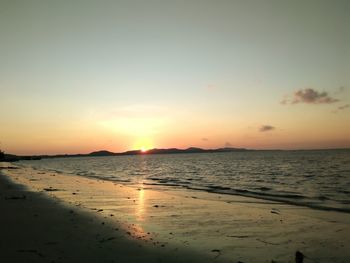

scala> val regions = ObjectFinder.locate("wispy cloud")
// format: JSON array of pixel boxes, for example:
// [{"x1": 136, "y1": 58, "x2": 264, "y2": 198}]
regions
[
  {"x1": 202, "y1": 137, "x2": 209, "y2": 141},
  {"x1": 332, "y1": 104, "x2": 350, "y2": 113},
  {"x1": 204, "y1": 84, "x2": 219, "y2": 92},
  {"x1": 335, "y1": 86, "x2": 347, "y2": 95},
  {"x1": 338, "y1": 104, "x2": 350, "y2": 110},
  {"x1": 259, "y1": 125, "x2": 275, "y2": 132},
  {"x1": 281, "y1": 88, "x2": 339, "y2": 105}
]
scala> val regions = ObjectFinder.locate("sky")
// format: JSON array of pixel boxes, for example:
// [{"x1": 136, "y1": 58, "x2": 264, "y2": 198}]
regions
[{"x1": 0, "y1": 0, "x2": 349, "y2": 155}]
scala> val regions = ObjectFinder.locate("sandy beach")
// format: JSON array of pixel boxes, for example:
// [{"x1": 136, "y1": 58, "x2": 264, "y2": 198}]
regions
[
  {"x1": 1, "y1": 163, "x2": 349, "y2": 263},
  {"x1": 1, "y1": 0, "x2": 349, "y2": 261}
]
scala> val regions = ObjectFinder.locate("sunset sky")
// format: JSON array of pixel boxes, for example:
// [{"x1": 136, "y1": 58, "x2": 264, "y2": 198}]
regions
[{"x1": 1, "y1": 0, "x2": 349, "y2": 155}]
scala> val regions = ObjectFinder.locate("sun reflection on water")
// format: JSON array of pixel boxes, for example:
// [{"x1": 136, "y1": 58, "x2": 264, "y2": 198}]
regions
[
  {"x1": 130, "y1": 186, "x2": 153, "y2": 240},
  {"x1": 136, "y1": 187, "x2": 145, "y2": 221}
]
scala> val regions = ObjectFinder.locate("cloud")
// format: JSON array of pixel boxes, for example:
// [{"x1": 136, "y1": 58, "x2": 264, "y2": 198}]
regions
[
  {"x1": 332, "y1": 104, "x2": 350, "y2": 113},
  {"x1": 204, "y1": 84, "x2": 219, "y2": 92},
  {"x1": 280, "y1": 98, "x2": 289, "y2": 105},
  {"x1": 335, "y1": 86, "x2": 347, "y2": 94},
  {"x1": 202, "y1": 137, "x2": 209, "y2": 141},
  {"x1": 259, "y1": 125, "x2": 275, "y2": 132},
  {"x1": 338, "y1": 104, "x2": 350, "y2": 110},
  {"x1": 282, "y1": 88, "x2": 339, "y2": 104}
]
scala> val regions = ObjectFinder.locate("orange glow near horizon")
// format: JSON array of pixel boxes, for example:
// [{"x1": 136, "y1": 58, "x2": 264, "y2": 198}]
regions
[{"x1": 1, "y1": 103, "x2": 350, "y2": 155}]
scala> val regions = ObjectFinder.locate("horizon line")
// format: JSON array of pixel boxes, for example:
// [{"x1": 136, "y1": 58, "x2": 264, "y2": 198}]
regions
[{"x1": 6, "y1": 146, "x2": 350, "y2": 157}]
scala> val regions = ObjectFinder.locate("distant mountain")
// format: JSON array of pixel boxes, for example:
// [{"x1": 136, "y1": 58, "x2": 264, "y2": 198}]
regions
[
  {"x1": 89, "y1": 150, "x2": 116, "y2": 156},
  {"x1": 0, "y1": 147, "x2": 250, "y2": 162},
  {"x1": 118, "y1": 147, "x2": 247, "y2": 156},
  {"x1": 50, "y1": 147, "x2": 249, "y2": 158}
]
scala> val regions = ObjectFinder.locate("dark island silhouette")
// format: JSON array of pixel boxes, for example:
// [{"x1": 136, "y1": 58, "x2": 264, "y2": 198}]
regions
[
  {"x1": 42, "y1": 147, "x2": 248, "y2": 159},
  {"x1": 1, "y1": 147, "x2": 348, "y2": 162},
  {"x1": 92, "y1": 147, "x2": 247, "y2": 156},
  {"x1": 1, "y1": 147, "x2": 248, "y2": 161}
]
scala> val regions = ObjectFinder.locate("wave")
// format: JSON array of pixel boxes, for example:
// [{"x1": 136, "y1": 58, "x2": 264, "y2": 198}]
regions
[
  {"x1": 20, "y1": 150, "x2": 350, "y2": 214},
  {"x1": 43, "y1": 167, "x2": 350, "y2": 213},
  {"x1": 142, "y1": 181, "x2": 350, "y2": 213}
]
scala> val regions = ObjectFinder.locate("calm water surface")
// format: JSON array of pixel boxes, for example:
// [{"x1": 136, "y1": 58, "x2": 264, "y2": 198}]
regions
[{"x1": 20, "y1": 150, "x2": 350, "y2": 212}]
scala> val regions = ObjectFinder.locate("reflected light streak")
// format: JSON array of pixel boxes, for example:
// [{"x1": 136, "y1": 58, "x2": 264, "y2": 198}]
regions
[
  {"x1": 136, "y1": 187, "x2": 145, "y2": 221},
  {"x1": 129, "y1": 186, "x2": 153, "y2": 240}
]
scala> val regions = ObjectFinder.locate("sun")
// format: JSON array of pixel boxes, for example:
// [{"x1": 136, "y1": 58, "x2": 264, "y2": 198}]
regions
[
  {"x1": 140, "y1": 147, "x2": 148, "y2": 153},
  {"x1": 133, "y1": 138, "x2": 153, "y2": 152}
]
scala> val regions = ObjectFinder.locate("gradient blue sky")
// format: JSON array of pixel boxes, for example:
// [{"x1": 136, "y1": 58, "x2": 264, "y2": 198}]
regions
[{"x1": 0, "y1": 0, "x2": 349, "y2": 154}]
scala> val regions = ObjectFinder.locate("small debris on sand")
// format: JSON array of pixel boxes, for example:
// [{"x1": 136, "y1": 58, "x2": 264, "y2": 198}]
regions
[
  {"x1": 295, "y1": 251, "x2": 304, "y2": 263},
  {"x1": 271, "y1": 208, "x2": 280, "y2": 215},
  {"x1": 43, "y1": 188, "x2": 59, "y2": 192}
]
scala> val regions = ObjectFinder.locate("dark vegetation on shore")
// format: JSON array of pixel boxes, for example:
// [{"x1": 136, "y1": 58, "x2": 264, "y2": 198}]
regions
[{"x1": 0, "y1": 149, "x2": 41, "y2": 162}]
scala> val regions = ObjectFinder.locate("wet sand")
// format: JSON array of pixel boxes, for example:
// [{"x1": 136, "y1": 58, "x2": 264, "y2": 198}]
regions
[{"x1": 1, "y1": 163, "x2": 349, "y2": 262}]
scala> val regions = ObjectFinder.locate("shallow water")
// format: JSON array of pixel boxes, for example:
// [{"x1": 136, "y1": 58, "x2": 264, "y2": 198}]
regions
[{"x1": 20, "y1": 149, "x2": 350, "y2": 212}]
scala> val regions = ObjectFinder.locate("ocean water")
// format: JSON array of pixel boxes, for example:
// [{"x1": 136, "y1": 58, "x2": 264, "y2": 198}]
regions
[{"x1": 20, "y1": 150, "x2": 350, "y2": 212}]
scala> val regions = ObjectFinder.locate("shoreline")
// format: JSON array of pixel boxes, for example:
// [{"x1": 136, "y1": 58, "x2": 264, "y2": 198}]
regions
[
  {"x1": 0, "y1": 165, "x2": 225, "y2": 263},
  {"x1": 1, "y1": 163, "x2": 350, "y2": 262},
  {"x1": 17, "y1": 149, "x2": 350, "y2": 215},
  {"x1": 141, "y1": 182, "x2": 350, "y2": 214}
]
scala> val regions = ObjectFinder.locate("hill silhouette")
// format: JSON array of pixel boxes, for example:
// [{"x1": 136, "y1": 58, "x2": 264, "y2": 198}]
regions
[{"x1": 1, "y1": 147, "x2": 248, "y2": 161}]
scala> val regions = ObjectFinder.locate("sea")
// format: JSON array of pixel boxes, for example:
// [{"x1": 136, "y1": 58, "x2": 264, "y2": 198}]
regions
[{"x1": 19, "y1": 149, "x2": 350, "y2": 213}]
